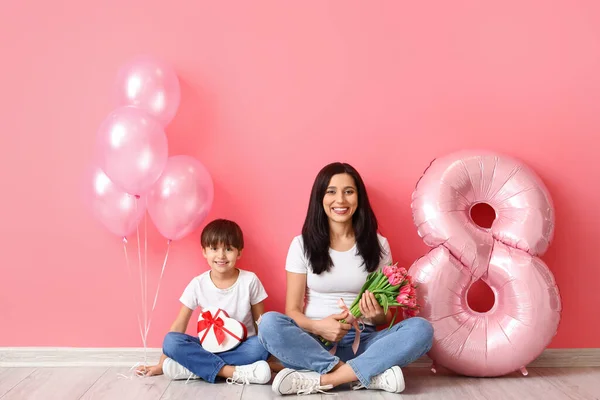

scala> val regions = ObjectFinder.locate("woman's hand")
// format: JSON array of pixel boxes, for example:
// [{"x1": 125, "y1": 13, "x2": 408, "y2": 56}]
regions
[
  {"x1": 135, "y1": 364, "x2": 163, "y2": 377},
  {"x1": 359, "y1": 290, "x2": 385, "y2": 321},
  {"x1": 315, "y1": 311, "x2": 351, "y2": 342}
]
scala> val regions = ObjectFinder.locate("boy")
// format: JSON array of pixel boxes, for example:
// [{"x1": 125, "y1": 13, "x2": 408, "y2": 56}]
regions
[{"x1": 138, "y1": 219, "x2": 271, "y2": 385}]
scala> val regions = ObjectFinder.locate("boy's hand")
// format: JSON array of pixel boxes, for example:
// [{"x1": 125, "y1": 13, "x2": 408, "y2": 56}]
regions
[{"x1": 136, "y1": 364, "x2": 163, "y2": 377}]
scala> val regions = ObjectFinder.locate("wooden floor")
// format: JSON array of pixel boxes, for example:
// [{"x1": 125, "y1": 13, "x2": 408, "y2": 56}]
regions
[{"x1": 0, "y1": 367, "x2": 598, "y2": 399}]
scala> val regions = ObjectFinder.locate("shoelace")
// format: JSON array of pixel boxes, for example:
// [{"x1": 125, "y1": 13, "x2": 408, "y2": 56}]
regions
[
  {"x1": 175, "y1": 366, "x2": 197, "y2": 384},
  {"x1": 351, "y1": 372, "x2": 390, "y2": 391},
  {"x1": 155, "y1": 359, "x2": 197, "y2": 384},
  {"x1": 226, "y1": 368, "x2": 252, "y2": 385},
  {"x1": 292, "y1": 373, "x2": 334, "y2": 395},
  {"x1": 173, "y1": 365, "x2": 197, "y2": 384}
]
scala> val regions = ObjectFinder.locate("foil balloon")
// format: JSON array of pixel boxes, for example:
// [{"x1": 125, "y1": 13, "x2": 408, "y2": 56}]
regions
[{"x1": 408, "y1": 150, "x2": 561, "y2": 377}]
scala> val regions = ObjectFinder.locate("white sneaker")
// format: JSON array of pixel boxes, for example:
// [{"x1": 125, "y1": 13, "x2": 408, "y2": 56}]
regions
[
  {"x1": 227, "y1": 360, "x2": 271, "y2": 385},
  {"x1": 352, "y1": 366, "x2": 405, "y2": 393},
  {"x1": 162, "y1": 358, "x2": 200, "y2": 380},
  {"x1": 271, "y1": 368, "x2": 333, "y2": 395}
]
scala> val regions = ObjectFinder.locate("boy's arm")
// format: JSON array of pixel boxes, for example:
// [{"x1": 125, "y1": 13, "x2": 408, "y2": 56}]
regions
[
  {"x1": 251, "y1": 301, "x2": 265, "y2": 333},
  {"x1": 170, "y1": 305, "x2": 193, "y2": 333},
  {"x1": 159, "y1": 305, "x2": 193, "y2": 364}
]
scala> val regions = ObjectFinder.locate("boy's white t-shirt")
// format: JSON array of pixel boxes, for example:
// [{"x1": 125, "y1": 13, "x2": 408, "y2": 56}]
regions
[
  {"x1": 179, "y1": 269, "x2": 268, "y2": 337},
  {"x1": 285, "y1": 234, "x2": 392, "y2": 324}
]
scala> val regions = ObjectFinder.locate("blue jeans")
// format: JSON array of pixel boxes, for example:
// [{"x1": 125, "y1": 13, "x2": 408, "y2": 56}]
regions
[
  {"x1": 162, "y1": 332, "x2": 269, "y2": 383},
  {"x1": 257, "y1": 312, "x2": 433, "y2": 387}
]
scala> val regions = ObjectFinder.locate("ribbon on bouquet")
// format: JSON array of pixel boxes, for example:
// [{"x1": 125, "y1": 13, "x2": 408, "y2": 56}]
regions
[
  {"x1": 197, "y1": 309, "x2": 242, "y2": 345},
  {"x1": 329, "y1": 298, "x2": 364, "y2": 355}
]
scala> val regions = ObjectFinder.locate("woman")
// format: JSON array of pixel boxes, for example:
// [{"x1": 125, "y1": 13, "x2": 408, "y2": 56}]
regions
[{"x1": 258, "y1": 162, "x2": 434, "y2": 395}]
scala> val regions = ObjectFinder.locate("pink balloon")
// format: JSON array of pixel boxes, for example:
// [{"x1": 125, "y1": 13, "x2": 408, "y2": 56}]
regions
[
  {"x1": 147, "y1": 156, "x2": 214, "y2": 241},
  {"x1": 96, "y1": 106, "x2": 168, "y2": 196},
  {"x1": 409, "y1": 150, "x2": 561, "y2": 377},
  {"x1": 85, "y1": 166, "x2": 146, "y2": 238},
  {"x1": 115, "y1": 55, "x2": 181, "y2": 126}
]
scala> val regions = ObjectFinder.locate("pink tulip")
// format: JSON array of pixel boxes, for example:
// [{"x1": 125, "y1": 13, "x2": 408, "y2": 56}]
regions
[
  {"x1": 400, "y1": 285, "x2": 411, "y2": 296},
  {"x1": 405, "y1": 308, "x2": 419, "y2": 318},
  {"x1": 397, "y1": 293, "x2": 410, "y2": 305},
  {"x1": 383, "y1": 265, "x2": 395, "y2": 278},
  {"x1": 388, "y1": 272, "x2": 402, "y2": 286}
]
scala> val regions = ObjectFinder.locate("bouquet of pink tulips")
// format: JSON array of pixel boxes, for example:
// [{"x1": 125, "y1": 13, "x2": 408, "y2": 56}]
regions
[
  {"x1": 321, "y1": 263, "x2": 420, "y2": 349},
  {"x1": 348, "y1": 263, "x2": 420, "y2": 325}
]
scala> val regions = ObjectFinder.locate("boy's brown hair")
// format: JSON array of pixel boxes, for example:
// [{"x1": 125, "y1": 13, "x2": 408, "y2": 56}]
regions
[{"x1": 200, "y1": 219, "x2": 244, "y2": 250}]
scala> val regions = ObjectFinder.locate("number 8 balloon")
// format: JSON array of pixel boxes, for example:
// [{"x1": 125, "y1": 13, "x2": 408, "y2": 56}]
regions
[{"x1": 408, "y1": 150, "x2": 561, "y2": 377}]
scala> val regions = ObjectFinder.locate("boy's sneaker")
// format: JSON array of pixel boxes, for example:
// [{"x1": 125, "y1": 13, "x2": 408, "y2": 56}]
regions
[
  {"x1": 271, "y1": 368, "x2": 333, "y2": 395},
  {"x1": 162, "y1": 358, "x2": 200, "y2": 380},
  {"x1": 352, "y1": 365, "x2": 405, "y2": 393},
  {"x1": 227, "y1": 360, "x2": 271, "y2": 385}
]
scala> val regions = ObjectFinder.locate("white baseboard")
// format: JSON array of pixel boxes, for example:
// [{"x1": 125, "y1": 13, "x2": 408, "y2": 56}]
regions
[
  {"x1": 0, "y1": 347, "x2": 162, "y2": 367},
  {"x1": 1, "y1": 347, "x2": 599, "y2": 368},
  {"x1": 411, "y1": 348, "x2": 600, "y2": 368}
]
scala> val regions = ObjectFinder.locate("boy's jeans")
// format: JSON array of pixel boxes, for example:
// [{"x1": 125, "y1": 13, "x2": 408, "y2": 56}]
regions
[
  {"x1": 162, "y1": 332, "x2": 269, "y2": 383},
  {"x1": 257, "y1": 311, "x2": 433, "y2": 387}
]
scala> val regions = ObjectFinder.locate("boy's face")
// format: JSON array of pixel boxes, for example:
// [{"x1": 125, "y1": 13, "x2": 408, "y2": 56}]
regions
[{"x1": 202, "y1": 243, "x2": 242, "y2": 274}]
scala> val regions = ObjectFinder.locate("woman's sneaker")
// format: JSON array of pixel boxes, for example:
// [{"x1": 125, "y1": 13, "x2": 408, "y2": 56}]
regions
[
  {"x1": 352, "y1": 365, "x2": 405, "y2": 393},
  {"x1": 227, "y1": 360, "x2": 272, "y2": 385},
  {"x1": 162, "y1": 358, "x2": 200, "y2": 380},
  {"x1": 271, "y1": 368, "x2": 333, "y2": 395}
]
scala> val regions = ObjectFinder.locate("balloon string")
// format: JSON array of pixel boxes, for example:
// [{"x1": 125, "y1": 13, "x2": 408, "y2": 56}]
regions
[
  {"x1": 135, "y1": 199, "x2": 147, "y2": 364},
  {"x1": 123, "y1": 238, "x2": 145, "y2": 351},
  {"x1": 143, "y1": 205, "x2": 148, "y2": 364},
  {"x1": 145, "y1": 240, "x2": 171, "y2": 341},
  {"x1": 116, "y1": 362, "x2": 147, "y2": 380}
]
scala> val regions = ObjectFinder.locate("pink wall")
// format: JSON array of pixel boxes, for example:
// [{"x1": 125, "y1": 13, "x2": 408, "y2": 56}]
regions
[{"x1": 1, "y1": 1, "x2": 599, "y2": 348}]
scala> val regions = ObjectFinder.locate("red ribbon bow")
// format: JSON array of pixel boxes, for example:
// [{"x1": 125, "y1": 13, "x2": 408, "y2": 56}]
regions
[{"x1": 197, "y1": 309, "x2": 242, "y2": 345}]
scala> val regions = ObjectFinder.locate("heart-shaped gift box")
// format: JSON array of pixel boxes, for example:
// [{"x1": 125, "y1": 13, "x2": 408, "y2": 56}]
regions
[{"x1": 197, "y1": 307, "x2": 247, "y2": 353}]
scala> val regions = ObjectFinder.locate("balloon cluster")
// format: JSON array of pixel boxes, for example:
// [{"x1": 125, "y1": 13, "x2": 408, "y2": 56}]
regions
[{"x1": 87, "y1": 55, "x2": 214, "y2": 242}]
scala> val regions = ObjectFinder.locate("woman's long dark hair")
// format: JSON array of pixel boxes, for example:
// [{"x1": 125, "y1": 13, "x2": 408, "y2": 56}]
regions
[{"x1": 301, "y1": 162, "x2": 383, "y2": 274}]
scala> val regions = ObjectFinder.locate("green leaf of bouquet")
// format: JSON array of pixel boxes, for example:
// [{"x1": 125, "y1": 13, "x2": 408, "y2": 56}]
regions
[{"x1": 388, "y1": 308, "x2": 398, "y2": 329}]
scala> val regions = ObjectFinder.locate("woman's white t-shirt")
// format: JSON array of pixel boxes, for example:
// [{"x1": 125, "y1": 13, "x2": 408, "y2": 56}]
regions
[
  {"x1": 179, "y1": 269, "x2": 268, "y2": 337},
  {"x1": 285, "y1": 234, "x2": 392, "y2": 323}
]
